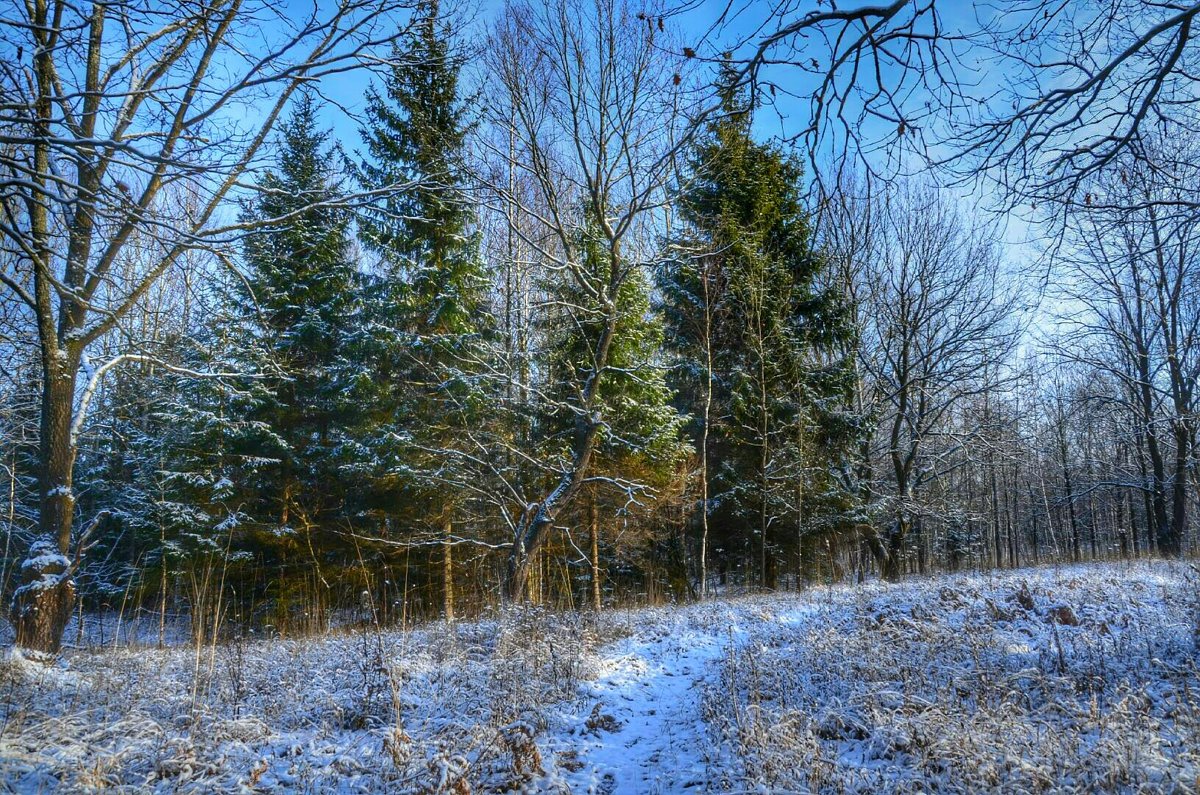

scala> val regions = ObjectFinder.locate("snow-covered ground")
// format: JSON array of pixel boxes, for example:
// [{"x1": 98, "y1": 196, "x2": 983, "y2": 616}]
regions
[{"x1": 1, "y1": 561, "x2": 1197, "y2": 793}]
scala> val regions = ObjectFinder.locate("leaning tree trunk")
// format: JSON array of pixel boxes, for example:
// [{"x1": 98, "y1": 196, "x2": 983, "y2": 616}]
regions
[
  {"x1": 504, "y1": 288, "x2": 615, "y2": 602},
  {"x1": 13, "y1": 355, "x2": 80, "y2": 654}
]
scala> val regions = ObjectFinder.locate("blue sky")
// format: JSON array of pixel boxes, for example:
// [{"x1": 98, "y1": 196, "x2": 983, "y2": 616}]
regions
[{"x1": 301, "y1": 0, "x2": 1042, "y2": 275}]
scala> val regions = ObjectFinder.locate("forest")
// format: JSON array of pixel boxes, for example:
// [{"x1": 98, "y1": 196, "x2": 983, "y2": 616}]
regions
[{"x1": 1, "y1": 0, "x2": 1198, "y2": 661}]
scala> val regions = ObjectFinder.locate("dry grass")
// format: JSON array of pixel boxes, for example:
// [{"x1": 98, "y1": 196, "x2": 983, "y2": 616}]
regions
[
  {"x1": 0, "y1": 606, "x2": 611, "y2": 793},
  {"x1": 703, "y1": 563, "x2": 1200, "y2": 794},
  {"x1": 0, "y1": 562, "x2": 1196, "y2": 793}
]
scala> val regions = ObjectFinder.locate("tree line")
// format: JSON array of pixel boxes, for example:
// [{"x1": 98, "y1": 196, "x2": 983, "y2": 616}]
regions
[{"x1": 2, "y1": 0, "x2": 1198, "y2": 654}]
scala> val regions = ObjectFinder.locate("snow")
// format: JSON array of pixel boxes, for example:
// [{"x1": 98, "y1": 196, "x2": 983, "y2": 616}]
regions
[
  {"x1": 11, "y1": 540, "x2": 72, "y2": 599},
  {"x1": 544, "y1": 605, "x2": 742, "y2": 793},
  {"x1": 19, "y1": 552, "x2": 70, "y2": 571},
  {"x1": 10, "y1": 572, "x2": 67, "y2": 597},
  {"x1": 1, "y1": 561, "x2": 1197, "y2": 793}
]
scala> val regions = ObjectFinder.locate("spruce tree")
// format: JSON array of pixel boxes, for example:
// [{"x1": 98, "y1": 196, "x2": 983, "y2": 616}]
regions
[
  {"x1": 75, "y1": 313, "x2": 282, "y2": 639},
  {"x1": 115, "y1": 95, "x2": 365, "y2": 626},
  {"x1": 121, "y1": 333, "x2": 260, "y2": 640},
  {"x1": 71, "y1": 92, "x2": 362, "y2": 633},
  {"x1": 659, "y1": 75, "x2": 854, "y2": 589},
  {"x1": 232, "y1": 91, "x2": 360, "y2": 581},
  {"x1": 353, "y1": 0, "x2": 492, "y2": 619}
]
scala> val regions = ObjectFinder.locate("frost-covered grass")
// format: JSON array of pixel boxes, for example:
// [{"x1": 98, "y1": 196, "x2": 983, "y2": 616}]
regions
[
  {"x1": 1, "y1": 561, "x2": 1198, "y2": 793},
  {"x1": 706, "y1": 563, "x2": 1200, "y2": 794},
  {"x1": 0, "y1": 605, "x2": 618, "y2": 793}
]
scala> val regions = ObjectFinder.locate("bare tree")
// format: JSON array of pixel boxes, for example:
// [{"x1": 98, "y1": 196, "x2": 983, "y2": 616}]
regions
[
  {"x1": 830, "y1": 182, "x2": 1019, "y2": 579},
  {"x1": 0, "y1": 0, "x2": 418, "y2": 653},
  {"x1": 1050, "y1": 145, "x2": 1200, "y2": 556},
  {"x1": 962, "y1": 1, "x2": 1200, "y2": 210},
  {"x1": 672, "y1": 0, "x2": 959, "y2": 194},
  {"x1": 681, "y1": 1, "x2": 1200, "y2": 218},
  {"x1": 480, "y1": 0, "x2": 689, "y2": 601}
]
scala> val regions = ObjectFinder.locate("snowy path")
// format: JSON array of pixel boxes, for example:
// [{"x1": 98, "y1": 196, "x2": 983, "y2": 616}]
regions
[{"x1": 548, "y1": 608, "x2": 743, "y2": 794}]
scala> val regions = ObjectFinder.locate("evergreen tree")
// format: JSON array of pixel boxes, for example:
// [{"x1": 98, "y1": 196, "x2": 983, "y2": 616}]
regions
[
  {"x1": 83, "y1": 97, "x2": 359, "y2": 617},
  {"x1": 225, "y1": 92, "x2": 360, "y2": 590},
  {"x1": 353, "y1": 0, "x2": 493, "y2": 618},
  {"x1": 72, "y1": 313, "x2": 283, "y2": 638},
  {"x1": 116, "y1": 332, "x2": 262, "y2": 640},
  {"x1": 112, "y1": 95, "x2": 364, "y2": 629},
  {"x1": 659, "y1": 75, "x2": 855, "y2": 589}
]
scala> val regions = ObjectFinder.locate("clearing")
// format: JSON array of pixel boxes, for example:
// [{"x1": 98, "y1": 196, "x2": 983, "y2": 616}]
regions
[{"x1": 1, "y1": 561, "x2": 1198, "y2": 793}]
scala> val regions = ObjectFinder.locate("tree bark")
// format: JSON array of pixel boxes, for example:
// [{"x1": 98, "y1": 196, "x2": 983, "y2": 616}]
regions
[
  {"x1": 13, "y1": 351, "x2": 80, "y2": 653},
  {"x1": 1056, "y1": 408, "x2": 1082, "y2": 563},
  {"x1": 877, "y1": 517, "x2": 908, "y2": 582},
  {"x1": 589, "y1": 495, "x2": 601, "y2": 611},
  {"x1": 442, "y1": 515, "x2": 454, "y2": 622},
  {"x1": 698, "y1": 273, "x2": 713, "y2": 599}
]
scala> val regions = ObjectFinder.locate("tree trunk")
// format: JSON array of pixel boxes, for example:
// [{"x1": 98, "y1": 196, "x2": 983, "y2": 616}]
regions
[
  {"x1": 589, "y1": 496, "x2": 601, "y2": 611},
  {"x1": 1029, "y1": 509, "x2": 1040, "y2": 565},
  {"x1": 1058, "y1": 418, "x2": 1082, "y2": 563},
  {"x1": 1148, "y1": 434, "x2": 1172, "y2": 555},
  {"x1": 442, "y1": 515, "x2": 454, "y2": 622},
  {"x1": 1086, "y1": 451, "x2": 1098, "y2": 560},
  {"x1": 990, "y1": 460, "x2": 1003, "y2": 569},
  {"x1": 757, "y1": 311, "x2": 770, "y2": 591},
  {"x1": 878, "y1": 517, "x2": 907, "y2": 582},
  {"x1": 698, "y1": 296, "x2": 712, "y2": 599},
  {"x1": 504, "y1": 242, "x2": 620, "y2": 602},
  {"x1": 505, "y1": 495, "x2": 558, "y2": 602},
  {"x1": 1166, "y1": 424, "x2": 1189, "y2": 557},
  {"x1": 1006, "y1": 464, "x2": 1019, "y2": 568},
  {"x1": 1134, "y1": 368, "x2": 1172, "y2": 555},
  {"x1": 1129, "y1": 488, "x2": 1140, "y2": 557},
  {"x1": 13, "y1": 358, "x2": 80, "y2": 653},
  {"x1": 914, "y1": 515, "x2": 927, "y2": 575}
]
